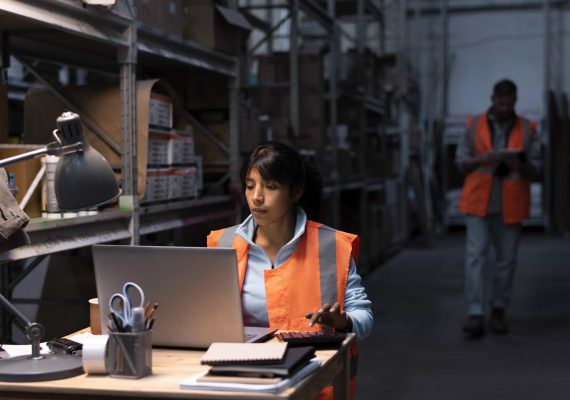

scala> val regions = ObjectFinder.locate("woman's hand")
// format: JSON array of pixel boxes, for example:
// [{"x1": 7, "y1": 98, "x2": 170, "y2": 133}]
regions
[{"x1": 305, "y1": 302, "x2": 351, "y2": 332}]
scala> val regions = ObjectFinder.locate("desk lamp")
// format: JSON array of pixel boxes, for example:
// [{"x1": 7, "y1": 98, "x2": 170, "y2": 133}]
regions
[{"x1": 0, "y1": 111, "x2": 120, "y2": 381}]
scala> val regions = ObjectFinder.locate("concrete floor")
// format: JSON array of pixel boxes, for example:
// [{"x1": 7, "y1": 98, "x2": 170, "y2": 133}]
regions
[{"x1": 356, "y1": 231, "x2": 570, "y2": 400}]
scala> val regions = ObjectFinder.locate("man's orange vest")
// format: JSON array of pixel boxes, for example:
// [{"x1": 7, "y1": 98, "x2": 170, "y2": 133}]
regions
[
  {"x1": 458, "y1": 112, "x2": 536, "y2": 224},
  {"x1": 207, "y1": 220, "x2": 360, "y2": 400}
]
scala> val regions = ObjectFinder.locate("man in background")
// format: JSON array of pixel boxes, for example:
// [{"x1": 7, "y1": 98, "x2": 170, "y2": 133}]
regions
[{"x1": 455, "y1": 79, "x2": 541, "y2": 338}]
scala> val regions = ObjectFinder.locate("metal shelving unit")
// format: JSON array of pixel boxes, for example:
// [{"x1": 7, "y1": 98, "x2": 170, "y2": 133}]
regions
[
  {"x1": 240, "y1": 0, "x2": 409, "y2": 271},
  {"x1": 0, "y1": 0, "x2": 244, "y2": 342},
  {"x1": 0, "y1": 1, "x2": 239, "y2": 258},
  {"x1": 0, "y1": 196, "x2": 235, "y2": 263}
]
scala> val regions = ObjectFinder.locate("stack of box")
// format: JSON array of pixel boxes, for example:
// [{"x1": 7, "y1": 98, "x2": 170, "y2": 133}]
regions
[
  {"x1": 143, "y1": 93, "x2": 203, "y2": 204},
  {"x1": 253, "y1": 47, "x2": 326, "y2": 150}
]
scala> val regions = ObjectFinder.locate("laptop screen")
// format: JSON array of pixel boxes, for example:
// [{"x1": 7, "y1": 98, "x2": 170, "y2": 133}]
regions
[{"x1": 92, "y1": 244, "x2": 245, "y2": 348}]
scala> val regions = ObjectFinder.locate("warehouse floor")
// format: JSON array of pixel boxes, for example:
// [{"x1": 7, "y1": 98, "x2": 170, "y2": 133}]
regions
[{"x1": 356, "y1": 231, "x2": 570, "y2": 400}]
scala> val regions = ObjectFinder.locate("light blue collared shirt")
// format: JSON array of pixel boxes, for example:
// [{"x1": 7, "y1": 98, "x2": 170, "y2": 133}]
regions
[{"x1": 236, "y1": 208, "x2": 373, "y2": 341}]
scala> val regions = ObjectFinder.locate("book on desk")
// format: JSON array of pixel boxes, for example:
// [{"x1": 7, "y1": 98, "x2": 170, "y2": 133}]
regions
[
  {"x1": 181, "y1": 359, "x2": 321, "y2": 394},
  {"x1": 208, "y1": 346, "x2": 316, "y2": 378},
  {"x1": 183, "y1": 343, "x2": 318, "y2": 393}
]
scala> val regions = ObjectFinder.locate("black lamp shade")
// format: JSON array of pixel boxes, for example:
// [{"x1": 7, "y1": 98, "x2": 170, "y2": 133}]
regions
[{"x1": 53, "y1": 112, "x2": 120, "y2": 211}]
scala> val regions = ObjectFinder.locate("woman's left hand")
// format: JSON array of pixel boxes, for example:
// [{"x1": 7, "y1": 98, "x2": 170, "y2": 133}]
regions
[{"x1": 305, "y1": 302, "x2": 351, "y2": 332}]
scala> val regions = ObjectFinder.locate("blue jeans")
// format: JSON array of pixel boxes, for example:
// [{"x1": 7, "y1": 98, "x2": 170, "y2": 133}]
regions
[{"x1": 465, "y1": 215, "x2": 521, "y2": 316}]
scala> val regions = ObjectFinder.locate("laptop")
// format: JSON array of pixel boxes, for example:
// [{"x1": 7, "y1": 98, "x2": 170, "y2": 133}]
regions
[{"x1": 92, "y1": 244, "x2": 276, "y2": 348}]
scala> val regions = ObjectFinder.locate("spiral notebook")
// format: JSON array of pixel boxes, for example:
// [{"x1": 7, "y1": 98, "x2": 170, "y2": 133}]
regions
[{"x1": 201, "y1": 342, "x2": 288, "y2": 366}]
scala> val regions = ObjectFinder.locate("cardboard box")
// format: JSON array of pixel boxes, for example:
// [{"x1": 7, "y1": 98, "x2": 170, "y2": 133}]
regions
[
  {"x1": 169, "y1": 129, "x2": 195, "y2": 165},
  {"x1": 249, "y1": 87, "x2": 325, "y2": 149},
  {"x1": 183, "y1": 2, "x2": 252, "y2": 55},
  {"x1": 148, "y1": 129, "x2": 172, "y2": 166},
  {"x1": 23, "y1": 79, "x2": 188, "y2": 198},
  {"x1": 149, "y1": 93, "x2": 173, "y2": 129},
  {"x1": 167, "y1": 169, "x2": 183, "y2": 200},
  {"x1": 257, "y1": 48, "x2": 325, "y2": 91},
  {"x1": 143, "y1": 168, "x2": 170, "y2": 203},
  {"x1": 0, "y1": 145, "x2": 43, "y2": 218},
  {"x1": 173, "y1": 166, "x2": 199, "y2": 198},
  {"x1": 187, "y1": 155, "x2": 203, "y2": 192}
]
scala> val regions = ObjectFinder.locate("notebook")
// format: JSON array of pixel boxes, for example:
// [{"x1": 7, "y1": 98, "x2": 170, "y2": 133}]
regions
[
  {"x1": 92, "y1": 244, "x2": 276, "y2": 348},
  {"x1": 180, "y1": 359, "x2": 322, "y2": 394},
  {"x1": 209, "y1": 346, "x2": 316, "y2": 378},
  {"x1": 201, "y1": 342, "x2": 287, "y2": 366}
]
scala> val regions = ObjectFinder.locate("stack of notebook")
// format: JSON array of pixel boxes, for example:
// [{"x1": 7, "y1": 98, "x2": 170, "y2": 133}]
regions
[{"x1": 181, "y1": 342, "x2": 318, "y2": 392}]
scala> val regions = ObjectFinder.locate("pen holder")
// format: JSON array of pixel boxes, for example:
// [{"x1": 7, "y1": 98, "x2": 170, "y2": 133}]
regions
[{"x1": 107, "y1": 330, "x2": 152, "y2": 379}]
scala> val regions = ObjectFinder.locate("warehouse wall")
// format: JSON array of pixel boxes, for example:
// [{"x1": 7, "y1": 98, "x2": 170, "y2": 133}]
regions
[
  {"x1": 448, "y1": 9, "x2": 543, "y2": 117},
  {"x1": 410, "y1": 6, "x2": 570, "y2": 120}
]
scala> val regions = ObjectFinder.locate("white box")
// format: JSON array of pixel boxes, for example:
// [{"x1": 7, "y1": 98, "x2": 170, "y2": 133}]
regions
[
  {"x1": 149, "y1": 93, "x2": 173, "y2": 129},
  {"x1": 173, "y1": 167, "x2": 198, "y2": 198},
  {"x1": 188, "y1": 155, "x2": 203, "y2": 192},
  {"x1": 168, "y1": 129, "x2": 194, "y2": 165},
  {"x1": 167, "y1": 169, "x2": 183, "y2": 200},
  {"x1": 143, "y1": 168, "x2": 170, "y2": 203},
  {"x1": 148, "y1": 129, "x2": 172, "y2": 166}
]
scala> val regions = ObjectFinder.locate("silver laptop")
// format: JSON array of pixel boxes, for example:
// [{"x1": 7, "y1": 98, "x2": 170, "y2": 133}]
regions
[{"x1": 92, "y1": 244, "x2": 275, "y2": 348}]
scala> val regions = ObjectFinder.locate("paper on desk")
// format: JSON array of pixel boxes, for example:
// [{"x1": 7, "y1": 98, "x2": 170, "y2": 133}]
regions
[
  {"x1": 0, "y1": 333, "x2": 95, "y2": 359},
  {"x1": 180, "y1": 359, "x2": 321, "y2": 394},
  {"x1": 0, "y1": 343, "x2": 49, "y2": 358}
]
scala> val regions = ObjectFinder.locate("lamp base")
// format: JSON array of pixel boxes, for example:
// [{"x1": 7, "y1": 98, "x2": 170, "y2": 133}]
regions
[{"x1": 0, "y1": 353, "x2": 83, "y2": 382}]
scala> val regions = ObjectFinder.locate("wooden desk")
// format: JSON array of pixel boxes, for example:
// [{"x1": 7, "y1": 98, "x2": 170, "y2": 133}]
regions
[{"x1": 0, "y1": 334, "x2": 354, "y2": 400}]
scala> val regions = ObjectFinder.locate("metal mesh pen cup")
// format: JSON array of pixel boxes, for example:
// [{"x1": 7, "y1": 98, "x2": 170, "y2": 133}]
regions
[{"x1": 107, "y1": 330, "x2": 152, "y2": 379}]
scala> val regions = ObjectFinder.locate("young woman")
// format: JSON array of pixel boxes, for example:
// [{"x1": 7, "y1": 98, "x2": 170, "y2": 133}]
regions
[{"x1": 207, "y1": 142, "x2": 373, "y2": 399}]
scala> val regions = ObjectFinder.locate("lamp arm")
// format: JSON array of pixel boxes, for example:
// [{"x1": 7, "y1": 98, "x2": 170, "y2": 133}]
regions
[
  {"x1": 0, "y1": 290, "x2": 45, "y2": 359},
  {"x1": 0, "y1": 148, "x2": 49, "y2": 168},
  {"x1": 0, "y1": 142, "x2": 84, "y2": 169}
]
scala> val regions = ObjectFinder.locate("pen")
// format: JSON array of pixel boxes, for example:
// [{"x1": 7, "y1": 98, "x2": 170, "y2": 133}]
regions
[{"x1": 146, "y1": 303, "x2": 159, "y2": 319}]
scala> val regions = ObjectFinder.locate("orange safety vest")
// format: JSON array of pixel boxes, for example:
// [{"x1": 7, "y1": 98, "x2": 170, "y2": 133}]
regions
[
  {"x1": 207, "y1": 220, "x2": 360, "y2": 400},
  {"x1": 458, "y1": 112, "x2": 536, "y2": 224}
]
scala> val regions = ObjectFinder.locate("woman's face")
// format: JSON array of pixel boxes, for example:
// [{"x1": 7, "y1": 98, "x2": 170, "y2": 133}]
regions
[{"x1": 245, "y1": 167, "x2": 300, "y2": 227}]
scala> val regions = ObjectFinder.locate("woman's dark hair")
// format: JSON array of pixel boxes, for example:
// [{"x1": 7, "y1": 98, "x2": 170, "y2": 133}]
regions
[{"x1": 241, "y1": 142, "x2": 322, "y2": 220}]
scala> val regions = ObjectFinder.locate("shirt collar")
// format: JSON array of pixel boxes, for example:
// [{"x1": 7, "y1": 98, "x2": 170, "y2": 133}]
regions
[{"x1": 236, "y1": 207, "x2": 307, "y2": 248}]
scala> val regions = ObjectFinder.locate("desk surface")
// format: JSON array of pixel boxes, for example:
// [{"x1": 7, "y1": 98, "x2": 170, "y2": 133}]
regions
[{"x1": 0, "y1": 334, "x2": 354, "y2": 400}]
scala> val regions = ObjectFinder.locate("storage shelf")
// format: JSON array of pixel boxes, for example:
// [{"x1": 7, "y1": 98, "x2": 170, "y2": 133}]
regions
[
  {"x1": 139, "y1": 196, "x2": 236, "y2": 235},
  {"x1": 0, "y1": 0, "x2": 131, "y2": 48},
  {"x1": 0, "y1": 210, "x2": 131, "y2": 263},
  {"x1": 0, "y1": 1, "x2": 237, "y2": 77},
  {"x1": 330, "y1": 90, "x2": 387, "y2": 116},
  {"x1": 137, "y1": 24, "x2": 236, "y2": 77},
  {"x1": 0, "y1": 196, "x2": 236, "y2": 263}
]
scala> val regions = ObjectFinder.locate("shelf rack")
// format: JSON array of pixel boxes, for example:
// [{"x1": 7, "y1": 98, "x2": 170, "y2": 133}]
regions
[
  {"x1": 0, "y1": 0, "x2": 241, "y2": 263},
  {"x1": 240, "y1": 0, "x2": 408, "y2": 271}
]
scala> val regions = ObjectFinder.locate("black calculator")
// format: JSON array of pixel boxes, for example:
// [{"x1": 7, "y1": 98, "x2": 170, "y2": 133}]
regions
[{"x1": 276, "y1": 331, "x2": 347, "y2": 347}]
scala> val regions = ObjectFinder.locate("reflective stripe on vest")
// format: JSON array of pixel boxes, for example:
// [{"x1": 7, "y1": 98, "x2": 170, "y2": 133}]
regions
[
  {"x1": 318, "y1": 227, "x2": 338, "y2": 306},
  {"x1": 458, "y1": 113, "x2": 533, "y2": 223},
  {"x1": 217, "y1": 225, "x2": 239, "y2": 247}
]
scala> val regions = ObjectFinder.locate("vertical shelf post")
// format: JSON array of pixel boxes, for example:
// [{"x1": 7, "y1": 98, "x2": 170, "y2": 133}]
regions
[
  {"x1": 327, "y1": 0, "x2": 340, "y2": 229},
  {"x1": 289, "y1": 0, "x2": 300, "y2": 139},
  {"x1": 118, "y1": 0, "x2": 139, "y2": 245}
]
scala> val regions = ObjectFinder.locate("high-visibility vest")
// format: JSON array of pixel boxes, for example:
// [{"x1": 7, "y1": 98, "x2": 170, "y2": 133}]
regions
[
  {"x1": 458, "y1": 112, "x2": 536, "y2": 224},
  {"x1": 207, "y1": 220, "x2": 360, "y2": 400}
]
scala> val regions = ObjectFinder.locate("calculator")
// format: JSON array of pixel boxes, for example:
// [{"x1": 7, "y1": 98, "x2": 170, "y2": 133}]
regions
[{"x1": 275, "y1": 331, "x2": 347, "y2": 347}]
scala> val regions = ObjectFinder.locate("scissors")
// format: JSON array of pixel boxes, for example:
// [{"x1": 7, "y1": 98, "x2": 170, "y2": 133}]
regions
[{"x1": 109, "y1": 282, "x2": 145, "y2": 330}]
